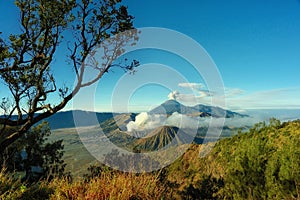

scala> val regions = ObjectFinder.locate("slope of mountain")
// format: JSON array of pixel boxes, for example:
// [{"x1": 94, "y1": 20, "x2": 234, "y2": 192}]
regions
[
  {"x1": 4, "y1": 111, "x2": 135, "y2": 130},
  {"x1": 3, "y1": 100, "x2": 247, "y2": 131},
  {"x1": 100, "y1": 113, "x2": 136, "y2": 133},
  {"x1": 99, "y1": 113, "x2": 138, "y2": 149},
  {"x1": 165, "y1": 119, "x2": 300, "y2": 199},
  {"x1": 150, "y1": 99, "x2": 248, "y2": 118},
  {"x1": 149, "y1": 100, "x2": 197, "y2": 115},
  {"x1": 191, "y1": 104, "x2": 232, "y2": 118},
  {"x1": 43, "y1": 111, "x2": 120, "y2": 130},
  {"x1": 133, "y1": 126, "x2": 194, "y2": 152}
]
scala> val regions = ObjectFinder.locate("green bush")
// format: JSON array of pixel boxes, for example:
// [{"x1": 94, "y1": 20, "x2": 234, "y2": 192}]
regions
[{"x1": 1, "y1": 122, "x2": 66, "y2": 183}]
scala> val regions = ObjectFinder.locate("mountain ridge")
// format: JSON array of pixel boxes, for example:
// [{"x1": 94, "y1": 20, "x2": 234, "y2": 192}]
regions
[
  {"x1": 150, "y1": 99, "x2": 248, "y2": 118},
  {"x1": 1, "y1": 100, "x2": 247, "y2": 131}
]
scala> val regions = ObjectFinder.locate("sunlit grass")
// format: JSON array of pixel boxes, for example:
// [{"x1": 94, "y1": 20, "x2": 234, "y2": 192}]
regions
[{"x1": 0, "y1": 168, "x2": 168, "y2": 200}]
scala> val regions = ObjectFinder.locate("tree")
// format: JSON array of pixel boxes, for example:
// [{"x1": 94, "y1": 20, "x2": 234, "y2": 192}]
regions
[
  {"x1": 0, "y1": 0, "x2": 138, "y2": 153},
  {"x1": 1, "y1": 122, "x2": 66, "y2": 182}
]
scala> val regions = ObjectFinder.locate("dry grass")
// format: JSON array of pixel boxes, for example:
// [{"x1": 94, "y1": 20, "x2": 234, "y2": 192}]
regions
[
  {"x1": 0, "y1": 169, "x2": 169, "y2": 200},
  {"x1": 0, "y1": 168, "x2": 24, "y2": 199},
  {"x1": 50, "y1": 172, "x2": 167, "y2": 200}
]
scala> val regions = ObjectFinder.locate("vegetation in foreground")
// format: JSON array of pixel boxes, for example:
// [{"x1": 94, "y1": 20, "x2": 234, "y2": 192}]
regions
[
  {"x1": 1, "y1": 119, "x2": 300, "y2": 199},
  {"x1": 166, "y1": 119, "x2": 300, "y2": 199},
  {"x1": 0, "y1": 168, "x2": 167, "y2": 200}
]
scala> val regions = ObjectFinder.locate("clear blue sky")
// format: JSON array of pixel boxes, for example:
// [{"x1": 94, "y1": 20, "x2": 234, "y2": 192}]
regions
[{"x1": 1, "y1": 0, "x2": 300, "y2": 112}]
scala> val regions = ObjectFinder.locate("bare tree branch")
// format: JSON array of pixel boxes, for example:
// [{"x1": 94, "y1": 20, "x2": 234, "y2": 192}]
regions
[{"x1": 0, "y1": 0, "x2": 139, "y2": 153}]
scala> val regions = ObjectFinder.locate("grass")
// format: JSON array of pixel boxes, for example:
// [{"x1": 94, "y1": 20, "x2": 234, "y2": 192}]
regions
[
  {"x1": 0, "y1": 168, "x2": 169, "y2": 200},
  {"x1": 50, "y1": 172, "x2": 167, "y2": 200}
]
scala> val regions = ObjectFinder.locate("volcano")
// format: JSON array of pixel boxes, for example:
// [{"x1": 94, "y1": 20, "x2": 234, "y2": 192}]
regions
[{"x1": 149, "y1": 100, "x2": 248, "y2": 118}]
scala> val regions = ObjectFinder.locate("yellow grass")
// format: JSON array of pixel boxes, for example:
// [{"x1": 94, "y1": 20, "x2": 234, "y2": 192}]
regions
[{"x1": 0, "y1": 168, "x2": 169, "y2": 200}]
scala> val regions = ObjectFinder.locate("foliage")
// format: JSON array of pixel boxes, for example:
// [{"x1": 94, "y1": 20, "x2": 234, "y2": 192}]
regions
[
  {"x1": 0, "y1": 168, "x2": 24, "y2": 199},
  {"x1": 102, "y1": 148, "x2": 161, "y2": 172},
  {"x1": 204, "y1": 119, "x2": 300, "y2": 199},
  {"x1": 83, "y1": 163, "x2": 114, "y2": 182},
  {"x1": 0, "y1": 0, "x2": 138, "y2": 153},
  {"x1": 1, "y1": 122, "x2": 66, "y2": 183},
  {"x1": 0, "y1": 167, "x2": 168, "y2": 200},
  {"x1": 52, "y1": 172, "x2": 167, "y2": 200},
  {"x1": 164, "y1": 119, "x2": 300, "y2": 199},
  {"x1": 2, "y1": 119, "x2": 300, "y2": 199}
]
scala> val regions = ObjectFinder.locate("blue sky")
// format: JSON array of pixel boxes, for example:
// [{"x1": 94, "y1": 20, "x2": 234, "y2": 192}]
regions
[
  {"x1": 1, "y1": 0, "x2": 300, "y2": 112},
  {"x1": 125, "y1": 0, "x2": 300, "y2": 88}
]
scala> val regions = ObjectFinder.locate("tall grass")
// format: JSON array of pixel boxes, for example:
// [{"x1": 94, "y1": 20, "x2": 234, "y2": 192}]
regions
[
  {"x1": 50, "y1": 172, "x2": 167, "y2": 200},
  {"x1": 0, "y1": 168, "x2": 169, "y2": 200}
]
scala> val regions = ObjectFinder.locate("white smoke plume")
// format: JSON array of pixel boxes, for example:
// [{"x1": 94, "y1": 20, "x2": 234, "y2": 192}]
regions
[
  {"x1": 126, "y1": 112, "x2": 264, "y2": 133},
  {"x1": 126, "y1": 112, "x2": 167, "y2": 132},
  {"x1": 127, "y1": 112, "x2": 204, "y2": 132},
  {"x1": 168, "y1": 91, "x2": 179, "y2": 100}
]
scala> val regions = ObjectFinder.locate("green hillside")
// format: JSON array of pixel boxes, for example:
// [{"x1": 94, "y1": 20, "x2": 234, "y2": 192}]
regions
[{"x1": 165, "y1": 119, "x2": 300, "y2": 199}]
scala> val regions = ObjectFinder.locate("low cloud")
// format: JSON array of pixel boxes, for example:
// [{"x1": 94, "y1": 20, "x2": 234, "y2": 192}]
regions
[
  {"x1": 127, "y1": 112, "x2": 201, "y2": 132},
  {"x1": 225, "y1": 87, "x2": 300, "y2": 109},
  {"x1": 165, "y1": 112, "x2": 199, "y2": 129},
  {"x1": 178, "y1": 83, "x2": 204, "y2": 90},
  {"x1": 167, "y1": 83, "x2": 300, "y2": 110},
  {"x1": 127, "y1": 112, "x2": 167, "y2": 132},
  {"x1": 126, "y1": 111, "x2": 261, "y2": 133},
  {"x1": 224, "y1": 88, "x2": 244, "y2": 98},
  {"x1": 167, "y1": 91, "x2": 211, "y2": 103}
]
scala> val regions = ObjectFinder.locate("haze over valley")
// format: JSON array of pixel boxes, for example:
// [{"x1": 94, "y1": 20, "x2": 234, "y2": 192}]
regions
[{"x1": 47, "y1": 99, "x2": 300, "y2": 176}]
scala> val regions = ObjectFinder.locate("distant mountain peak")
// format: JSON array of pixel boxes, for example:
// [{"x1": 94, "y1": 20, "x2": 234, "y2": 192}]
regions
[
  {"x1": 134, "y1": 125, "x2": 193, "y2": 151},
  {"x1": 148, "y1": 125, "x2": 179, "y2": 137},
  {"x1": 163, "y1": 99, "x2": 181, "y2": 105},
  {"x1": 150, "y1": 100, "x2": 248, "y2": 118}
]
